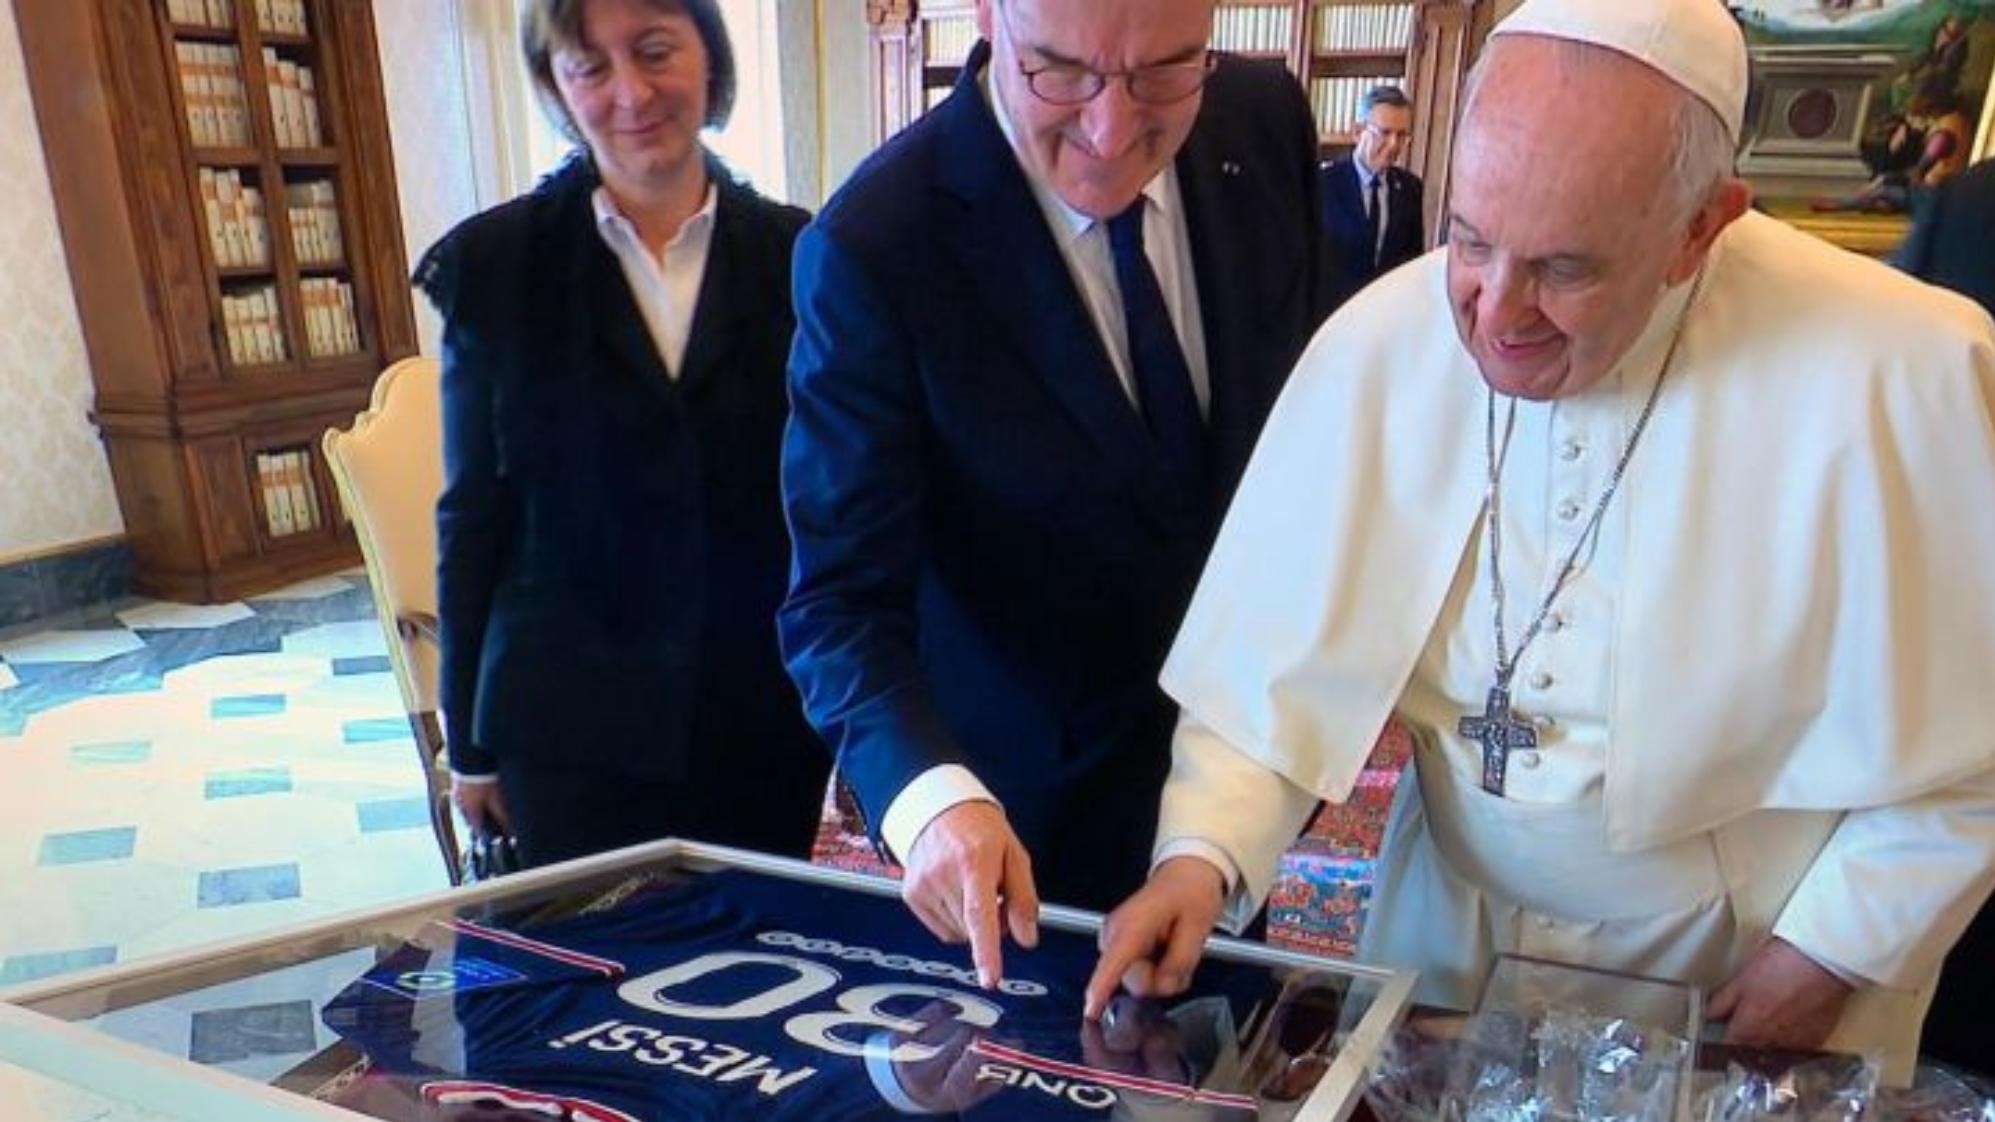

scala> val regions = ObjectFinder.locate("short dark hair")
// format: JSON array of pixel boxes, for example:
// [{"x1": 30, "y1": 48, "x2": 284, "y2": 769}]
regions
[
  {"x1": 520, "y1": 0, "x2": 737, "y2": 138},
  {"x1": 1362, "y1": 85, "x2": 1411, "y2": 115}
]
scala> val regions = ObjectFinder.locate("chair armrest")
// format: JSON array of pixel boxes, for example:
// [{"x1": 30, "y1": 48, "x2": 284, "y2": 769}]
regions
[{"x1": 396, "y1": 611, "x2": 440, "y2": 647}]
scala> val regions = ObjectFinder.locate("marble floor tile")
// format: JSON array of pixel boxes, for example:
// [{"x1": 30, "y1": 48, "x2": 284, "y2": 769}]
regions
[
  {"x1": 161, "y1": 652, "x2": 326, "y2": 697},
  {"x1": 186, "y1": 999, "x2": 317, "y2": 1064},
  {"x1": 68, "y1": 740, "x2": 152, "y2": 766},
  {"x1": 0, "y1": 629, "x2": 145, "y2": 666},
  {"x1": 202, "y1": 767, "x2": 292, "y2": 799},
  {"x1": 341, "y1": 716, "x2": 411, "y2": 744},
  {"x1": 355, "y1": 795, "x2": 430, "y2": 834},
  {"x1": 0, "y1": 576, "x2": 447, "y2": 1003},
  {"x1": 116, "y1": 898, "x2": 340, "y2": 965},
  {"x1": 113, "y1": 601, "x2": 256, "y2": 632},
  {"x1": 331, "y1": 654, "x2": 392, "y2": 677},
  {"x1": 251, "y1": 574, "x2": 355, "y2": 601},
  {"x1": 36, "y1": 827, "x2": 138, "y2": 867},
  {"x1": 0, "y1": 945, "x2": 117, "y2": 985},
  {"x1": 278, "y1": 621, "x2": 388, "y2": 660},
  {"x1": 137, "y1": 796, "x2": 355, "y2": 871},
  {"x1": 296, "y1": 831, "x2": 450, "y2": 907},
  {"x1": 208, "y1": 693, "x2": 286, "y2": 719},
  {"x1": 195, "y1": 863, "x2": 302, "y2": 908},
  {"x1": 0, "y1": 863, "x2": 196, "y2": 958}
]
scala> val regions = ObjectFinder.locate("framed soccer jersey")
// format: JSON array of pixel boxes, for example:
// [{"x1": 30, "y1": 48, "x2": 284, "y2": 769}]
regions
[{"x1": 0, "y1": 841, "x2": 1415, "y2": 1121}]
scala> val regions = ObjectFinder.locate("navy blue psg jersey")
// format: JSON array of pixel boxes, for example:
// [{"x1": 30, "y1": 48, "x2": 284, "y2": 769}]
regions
[{"x1": 321, "y1": 870, "x2": 1267, "y2": 1121}]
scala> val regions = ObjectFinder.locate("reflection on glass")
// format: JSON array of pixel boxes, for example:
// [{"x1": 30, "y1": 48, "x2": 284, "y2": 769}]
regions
[{"x1": 18, "y1": 852, "x2": 1402, "y2": 1120}]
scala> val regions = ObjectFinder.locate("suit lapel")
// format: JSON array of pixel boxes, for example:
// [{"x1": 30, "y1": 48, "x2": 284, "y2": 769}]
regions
[
  {"x1": 676, "y1": 178, "x2": 746, "y2": 395},
  {"x1": 934, "y1": 48, "x2": 1184, "y2": 526},
  {"x1": 576, "y1": 224, "x2": 678, "y2": 404}
]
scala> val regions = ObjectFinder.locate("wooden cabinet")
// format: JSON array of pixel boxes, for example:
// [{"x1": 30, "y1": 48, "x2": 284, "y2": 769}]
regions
[
  {"x1": 14, "y1": 0, "x2": 416, "y2": 602},
  {"x1": 867, "y1": 0, "x2": 1489, "y2": 241}
]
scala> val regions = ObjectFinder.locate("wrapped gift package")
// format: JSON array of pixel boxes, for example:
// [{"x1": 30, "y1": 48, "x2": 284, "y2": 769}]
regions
[{"x1": 1265, "y1": 720, "x2": 1413, "y2": 959}]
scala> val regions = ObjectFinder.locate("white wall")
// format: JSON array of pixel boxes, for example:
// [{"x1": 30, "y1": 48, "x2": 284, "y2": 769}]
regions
[
  {"x1": 0, "y1": 2, "x2": 490, "y2": 561},
  {"x1": 0, "y1": 4, "x2": 125, "y2": 562}
]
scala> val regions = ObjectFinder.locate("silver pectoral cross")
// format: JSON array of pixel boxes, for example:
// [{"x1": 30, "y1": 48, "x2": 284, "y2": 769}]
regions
[{"x1": 1458, "y1": 685, "x2": 1538, "y2": 795}]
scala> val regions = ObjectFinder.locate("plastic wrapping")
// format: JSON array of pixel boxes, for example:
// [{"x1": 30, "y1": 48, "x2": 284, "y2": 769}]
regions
[
  {"x1": 1366, "y1": 1009, "x2": 1690, "y2": 1122},
  {"x1": 1693, "y1": 1051, "x2": 1874, "y2": 1122},
  {"x1": 1368, "y1": 1021, "x2": 1995, "y2": 1122}
]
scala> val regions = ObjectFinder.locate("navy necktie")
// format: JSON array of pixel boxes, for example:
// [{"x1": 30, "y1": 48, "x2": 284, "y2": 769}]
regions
[
  {"x1": 1105, "y1": 200, "x2": 1207, "y2": 491},
  {"x1": 1366, "y1": 173, "x2": 1386, "y2": 268}
]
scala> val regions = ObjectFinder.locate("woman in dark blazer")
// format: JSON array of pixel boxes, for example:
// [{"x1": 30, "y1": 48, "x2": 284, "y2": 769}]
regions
[{"x1": 420, "y1": 0, "x2": 826, "y2": 867}]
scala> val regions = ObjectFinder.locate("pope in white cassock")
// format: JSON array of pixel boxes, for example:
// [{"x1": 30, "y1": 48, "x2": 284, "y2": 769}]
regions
[{"x1": 1084, "y1": 0, "x2": 1995, "y2": 1083}]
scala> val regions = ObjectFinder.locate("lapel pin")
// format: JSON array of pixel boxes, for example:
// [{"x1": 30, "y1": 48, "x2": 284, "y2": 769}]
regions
[{"x1": 1221, "y1": 160, "x2": 1242, "y2": 176}]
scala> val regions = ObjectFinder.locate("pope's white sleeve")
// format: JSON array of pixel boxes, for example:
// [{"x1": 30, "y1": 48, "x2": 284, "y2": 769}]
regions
[
  {"x1": 1154, "y1": 712, "x2": 1321, "y2": 933},
  {"x1": 1772, "y1": 762, "x2": 1995, "y2": 990}
]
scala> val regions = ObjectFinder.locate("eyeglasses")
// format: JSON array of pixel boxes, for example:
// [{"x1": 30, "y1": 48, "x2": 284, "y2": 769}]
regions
[
  {"x1": 1017, "y1": 54, "x2": 1217, "y2": 106},
  {"x1": 996, "y1": 4, "x2": 1217, "y2": 106}
]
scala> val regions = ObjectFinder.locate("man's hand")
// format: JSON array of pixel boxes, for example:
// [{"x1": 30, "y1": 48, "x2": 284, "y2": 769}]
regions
[
  {"x1": 902, "y1": 801, "x2": 1040, "y2": 988},
  {"x1": 1085, "y1": 857, "x2": 1227, "y2": 1020},
  {"x1": 451, "y1": 776, "x2": 511, "y2": 838},
  {"x1": 1707, "y1": 937, "x2": 1854, "y2": 1050}
]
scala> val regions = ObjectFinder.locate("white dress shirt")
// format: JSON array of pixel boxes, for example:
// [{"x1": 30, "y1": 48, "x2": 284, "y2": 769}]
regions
[
  {"x1": 878, "y1": 72, "x2": 1213, "y2": 865},
  {"x1": 591, "y1": 182, "x2": 718, "y2": 378}
]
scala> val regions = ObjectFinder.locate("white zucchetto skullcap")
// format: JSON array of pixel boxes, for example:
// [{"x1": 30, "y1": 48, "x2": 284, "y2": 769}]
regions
[{"x1": 1489, "y1": 0, "x2": 1748, "y2": 141}]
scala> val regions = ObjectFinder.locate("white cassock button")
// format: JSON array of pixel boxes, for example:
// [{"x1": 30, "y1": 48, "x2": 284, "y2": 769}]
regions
[
  {"x1": 1548, "y1": 612, "x2": 1569, "y2": 632},
  {"x1": 1560, "y1": 441, "x2": 1584, "y2": 462},
  {"x1": 1530, "y1": 671, "x2": 1554, "y2": 690},
  {"x1": 1516, "y1": 750, "x2": 1541, "y2": 769},
  {"x1": 1556, "y1": 499, "x2": 1582, "y2": 522}
]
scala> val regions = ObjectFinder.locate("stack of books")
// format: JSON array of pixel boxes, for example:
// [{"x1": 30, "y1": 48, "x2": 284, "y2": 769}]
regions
[
  {"x1": 198, "y1": 169, "x2": 268, "y2": 268},
  {"x1": 300, "y1": 278, "x2": 360, "y2": 358},
  {"x1": 222, "y1": 285, "x2": 287, "y2": 365},
  {"x1": 174, "y1": 43, "x2": 251, "y2": 147},
  {"x1": 255, "y1": 449, "x2": 323, "y2": 537},
  {"x1": 261, "y1": 49, "x2": 323, "y2": 148},
  {"x1": 1210, "y1": 4, "x2": 1294, "y2": 54},
  {"x1": 286, "y1": 181, "x2": 344, "y2": 266}
]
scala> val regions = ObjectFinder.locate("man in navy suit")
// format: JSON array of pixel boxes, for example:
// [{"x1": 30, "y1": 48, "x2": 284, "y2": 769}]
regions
[
  {"x1": 1898, "y1": 156, "x2": 1995, "y2": 1075},
  {"x1": 1321, "y1": 85, "x2": 1425, "y2": 299},
  {"x1": 781, "y1": 0, "x2": 1332, "y2": 987}
]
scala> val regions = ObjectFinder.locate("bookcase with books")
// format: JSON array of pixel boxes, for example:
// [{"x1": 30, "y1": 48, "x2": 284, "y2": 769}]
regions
[
  {"x1": 14, "y1": 0, "x2": 416, "y2": 602},
  {"x1": 867, "y1": 0, "x2": 1489, "y2": 237}
]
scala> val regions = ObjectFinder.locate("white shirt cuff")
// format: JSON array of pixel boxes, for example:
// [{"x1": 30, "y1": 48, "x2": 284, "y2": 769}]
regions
[
  {"x1": 451, "y1": 770, "x2": 500, "y2": 785},
  {"x1": 879, "y1": 764, "x2": 997, "y2": 864}
]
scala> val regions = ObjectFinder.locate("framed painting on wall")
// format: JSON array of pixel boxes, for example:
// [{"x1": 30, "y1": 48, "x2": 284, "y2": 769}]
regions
[{"x1": 1730, "y1": 1, "x2": 1995, "y2": 253}]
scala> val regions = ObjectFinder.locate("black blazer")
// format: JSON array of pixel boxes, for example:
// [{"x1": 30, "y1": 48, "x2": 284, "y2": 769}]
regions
[
  {"x1": 1321, "y1": 156, "x2": 1424, "y2": 299},
  {"x1": 1898, "y1": 156, "x2": 1995, "y2": 1073},
  {"x1": 779, "y1": 46, "x2": 1334, "y2": 910},
  {"x1": 425, "y1": 155, "x2": 827, "y2": 847},
  {"x1": 1897, "y1": 159, "x2": 1995, "y2": 318}
]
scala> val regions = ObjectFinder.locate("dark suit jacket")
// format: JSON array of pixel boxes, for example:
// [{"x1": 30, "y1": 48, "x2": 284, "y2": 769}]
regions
[
  {"x1": 1898, "y1": 159, "x2": 1995, "y2": 319},
  {"x1": 424, "y1": 153, "x2": 828, "y2": 854},
  {"x1": 779, "y1": 45, "x2": 1333, "y2": 910},
  {"x1": 1321, "y1": 156, "x2": 1424, "y2": 299},
  {"x1": 1899, "y1": 156, "x2": 1995, "y2": 1075}
]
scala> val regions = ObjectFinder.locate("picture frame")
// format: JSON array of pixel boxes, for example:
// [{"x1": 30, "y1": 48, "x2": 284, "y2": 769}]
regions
[{"x1": 1730, "y1": 1, "x2": 1995, "y2": 253}]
